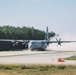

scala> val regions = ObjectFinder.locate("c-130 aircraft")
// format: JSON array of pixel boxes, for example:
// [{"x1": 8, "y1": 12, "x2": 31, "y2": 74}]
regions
[{"x1": 0, "y1": 27, "x2": 76, "y2": 51}]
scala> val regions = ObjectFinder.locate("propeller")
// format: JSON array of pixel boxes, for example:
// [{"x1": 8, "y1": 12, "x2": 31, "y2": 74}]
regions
[
  {"x1": 56, "y1": 38, "x2": 62, "y2": 46},
  {"x1": 11, "y1": 37, "x2": 19, "y2": 46},
  {"x1": 22, "y1": 40, "x2": 29, "y2": 47},
  {"x1": 12, "y1": 41, "x2": 19, "y2": 46},
  {"x1": 46, "y1": 39, "x2": 50, "y2": 46}
]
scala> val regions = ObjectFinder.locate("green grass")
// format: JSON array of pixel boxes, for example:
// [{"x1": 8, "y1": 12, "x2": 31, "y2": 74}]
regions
[
  {"x1": 0, "y1": 64, "x2": 76, "y2": 75},
  {"x1": 64, "y1": 55, "x2": 76, "y2": 60}
]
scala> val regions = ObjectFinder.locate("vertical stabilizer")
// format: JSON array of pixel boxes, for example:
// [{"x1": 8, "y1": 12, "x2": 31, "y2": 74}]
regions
[{"x1": 45, "y1": 27, "x2": 49, "y2": 41}]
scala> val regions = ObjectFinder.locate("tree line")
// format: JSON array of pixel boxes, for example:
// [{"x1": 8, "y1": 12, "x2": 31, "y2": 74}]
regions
[{"x1": 0, "y1": 26, "x2": 56, "y2": 51}]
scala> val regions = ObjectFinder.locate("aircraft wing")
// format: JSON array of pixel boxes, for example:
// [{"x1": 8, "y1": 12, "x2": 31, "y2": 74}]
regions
[
  {"x1": 0, "y1": 39, "x2": 24, "y2": 42},
  {"x1": 0, "y1": 39, "x2": 30, "y2": 46},
  {"x1": 49, "y1": 41, "x2": 76, "y2": 43},
  {"x1": 48, "y1": 40, "x2": 76, "y2": 46},
  {"x1": 48, "y1": 38, "x2": 76, "y2": 44}
]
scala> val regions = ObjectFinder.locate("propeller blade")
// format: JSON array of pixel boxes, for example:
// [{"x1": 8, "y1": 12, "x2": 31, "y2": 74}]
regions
[
  {"x1": 56, "y1": 38, "x2": 62, "y2": 46},
  {"x1": 59, "y1": 38, "x2": 61, "y2": 41}
]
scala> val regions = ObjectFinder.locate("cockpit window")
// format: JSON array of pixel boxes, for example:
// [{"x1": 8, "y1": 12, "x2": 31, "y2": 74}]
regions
[{"x1": 31, "y1": 42, "x2": 35, "y2": 44}]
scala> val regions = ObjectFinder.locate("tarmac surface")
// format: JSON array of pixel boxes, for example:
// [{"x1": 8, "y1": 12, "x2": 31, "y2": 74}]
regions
[{"x1": 0, "y1": 49, "x2": 76, "y2": 65}]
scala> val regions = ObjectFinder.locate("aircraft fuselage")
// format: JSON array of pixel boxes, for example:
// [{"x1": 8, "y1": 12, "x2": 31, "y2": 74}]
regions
[{"x1": 29, "y1": 40, "x2": 47, "y2": 51}]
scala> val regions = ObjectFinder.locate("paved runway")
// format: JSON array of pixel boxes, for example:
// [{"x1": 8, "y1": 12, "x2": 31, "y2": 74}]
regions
[{"x1": 0, "y1": 50, "x2": 76, "y2": 65}]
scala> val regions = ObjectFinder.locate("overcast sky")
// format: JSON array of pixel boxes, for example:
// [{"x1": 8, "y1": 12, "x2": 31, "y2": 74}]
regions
[{"x1": 0, "y1": 0, "x2": 76, "y2": 36}]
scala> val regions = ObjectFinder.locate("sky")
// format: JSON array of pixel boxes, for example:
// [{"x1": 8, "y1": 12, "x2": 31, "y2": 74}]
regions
[{"x1": 0, "y1": 0, "x2": 76, "y2": 36}]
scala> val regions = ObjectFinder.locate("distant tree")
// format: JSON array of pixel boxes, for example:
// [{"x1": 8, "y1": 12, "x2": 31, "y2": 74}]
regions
[{"x1": 0, "y1": 25, "x2": 56, "y2": 51}]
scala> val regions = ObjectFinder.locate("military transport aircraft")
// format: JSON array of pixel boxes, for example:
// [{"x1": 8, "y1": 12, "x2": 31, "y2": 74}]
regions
[{"x1": 0, "y1": 27, "x2": 76, "y2": 51}]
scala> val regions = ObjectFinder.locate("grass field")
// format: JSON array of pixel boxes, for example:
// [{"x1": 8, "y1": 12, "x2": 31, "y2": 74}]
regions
[
  {"x1": 0, "y1": 55, "x2": 76, "y2": 75},
  {"x1": 64, "y1": 55, "x2": 76, "y2": 60},
  {"x1": 0, "y1": 64, "x2": 76, "y2": 75}
]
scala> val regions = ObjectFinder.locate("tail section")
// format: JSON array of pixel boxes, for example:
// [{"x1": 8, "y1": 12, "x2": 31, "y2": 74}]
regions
[{"x1": 45, "y1": 26, "x2": 49, "y2": 41}]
